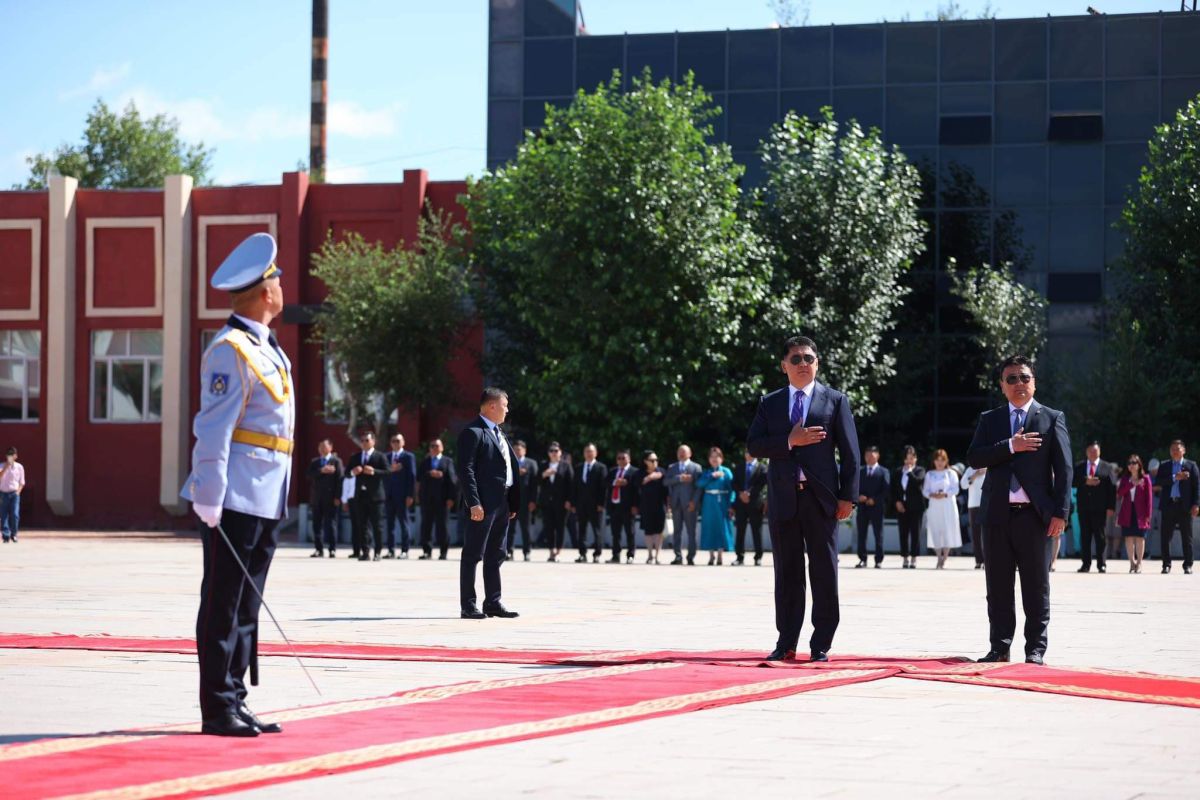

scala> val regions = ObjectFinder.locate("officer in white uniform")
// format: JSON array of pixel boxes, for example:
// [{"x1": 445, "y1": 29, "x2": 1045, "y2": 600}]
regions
[{"x1": 181, "y1": 232, "x2": 294, "y2": 737}]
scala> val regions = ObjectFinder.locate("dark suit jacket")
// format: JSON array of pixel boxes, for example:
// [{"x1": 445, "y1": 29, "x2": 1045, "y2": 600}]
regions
[
  {"x1": 1154, "y1": 458, "x2": 1200, "y2": 507},
  {"x1": 382, "y1": 448, "x2": 417, "y2": 500},
  {"x1": 306, "y1": 454, "x2": 344, "y2": 505},
  {"x1": 890, "y1": 466, "x2": 927, "y2": 517},
  {"x1": 456, "y1": 417, "x2": 520, "y2": 513},
  {"x1": 732, "y1": 460, "x2": 768, "y2": 511},
  {"x1": 537, "y1": 461, "x2": 574, "y2": 510},
  {"x1": 857, "y1": 463, "x2": 890, "y2": 516},
  {"x1": 352, "y1": 449, "x2": 390, "y2": 503},
  {"x1": 605, "y1": 465, "x2": 641, "y2": 512},
  {"x1": 416, "y1": 455, "x2": 457, "y2": 508},
  {"x1": 573, "y1": 461, "x2": 609, "y2": 514},
  {"x1": 515, "y1": 456, "x2": 539, "y2": 505},
  {"x1": 1072, "y1": 459, "x2": 1116, "y2": 517},
  {"x1": 746, "y1": 381, "x2": 860, "y2": 520},
  {"x1": 967, "y1": 401, "x2": 1072, "y2": 526}
]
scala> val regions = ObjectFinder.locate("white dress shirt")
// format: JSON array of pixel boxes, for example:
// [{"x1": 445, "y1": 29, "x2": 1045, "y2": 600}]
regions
[
  {"x1": 1007, "y1": 399, "x2": 1034, "y2": 503},
  {"x1": 787, "y1": 382, "x2": 815, "y2": 481},
  {"x1": 480, "y1": 416, "x2": 514, "y2": 488}
]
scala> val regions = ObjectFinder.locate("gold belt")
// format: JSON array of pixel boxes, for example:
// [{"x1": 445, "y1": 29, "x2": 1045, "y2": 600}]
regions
[{"x1": 232, "y1": 428, "x2": 294, "y2": 455}]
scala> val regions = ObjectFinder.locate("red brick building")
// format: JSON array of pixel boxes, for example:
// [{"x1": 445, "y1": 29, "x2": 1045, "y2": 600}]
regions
[{"x1": 0, "y1": 170, "x2": 482, "y2": 529}]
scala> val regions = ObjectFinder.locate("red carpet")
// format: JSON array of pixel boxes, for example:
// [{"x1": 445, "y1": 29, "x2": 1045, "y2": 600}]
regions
[{"x1": 1, "y1": 662, "x2": 890, "y2": 799}]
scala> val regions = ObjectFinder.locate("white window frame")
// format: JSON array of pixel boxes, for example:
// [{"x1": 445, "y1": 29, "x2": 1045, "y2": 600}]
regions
[
  {"x1": 323, "y1": 350, "x2": 349, "y2": 424},
  {"x1": 89, "y1": 330, "x2": 164, "y2": 424},
  {"x1": 0, "y1": 330, "x2": 41, "y2": 423}
]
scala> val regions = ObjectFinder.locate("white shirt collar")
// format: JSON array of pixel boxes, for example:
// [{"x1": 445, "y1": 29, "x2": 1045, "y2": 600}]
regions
[
  {"x1": 479, "y1": 414, "x2": 498, "y2": 432},
  {"x1": 1008, "y1": 398, "x2": 1034, "y2": 415},
  {"x1": 788, "y1": 382, "x2": 815, "y2": 404},
  {"x1": 233, "y1": 314, "x2": 271, "y2": 343}
]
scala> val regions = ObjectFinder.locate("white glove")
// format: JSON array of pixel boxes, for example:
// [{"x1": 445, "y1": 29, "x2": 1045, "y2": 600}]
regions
[{"x1": 194, "y1": 503, "x2": 223, "y2": 528}]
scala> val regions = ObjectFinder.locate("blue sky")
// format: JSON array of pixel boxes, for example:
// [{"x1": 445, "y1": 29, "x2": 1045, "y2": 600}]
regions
[{"x1": 0, "y1": 0, "x2": 1167, "y2": 188}]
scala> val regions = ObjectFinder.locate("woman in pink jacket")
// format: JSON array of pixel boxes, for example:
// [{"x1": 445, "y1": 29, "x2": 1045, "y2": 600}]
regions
[{"x1": 1117, "y1": 454, "x2": 1153, "y2": 573}]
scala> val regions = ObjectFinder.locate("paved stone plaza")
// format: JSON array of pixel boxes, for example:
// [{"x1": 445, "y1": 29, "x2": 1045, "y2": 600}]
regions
[{"x1": 2, "y1": 531, "x2": 1197, "y2": 798}]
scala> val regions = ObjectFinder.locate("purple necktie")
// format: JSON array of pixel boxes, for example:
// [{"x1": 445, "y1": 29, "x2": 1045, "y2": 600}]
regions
[{"x1": 791, "y1": 392, "x2": 806, "y2": 481}]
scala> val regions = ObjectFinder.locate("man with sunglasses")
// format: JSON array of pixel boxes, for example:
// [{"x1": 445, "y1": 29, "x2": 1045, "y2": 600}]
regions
[
  {"x1": 747, "y1": 336, "x2": 860, "y2": 663},
  {"x1": 967, "y1": 355, "x2": 1072, "y2": 666}
]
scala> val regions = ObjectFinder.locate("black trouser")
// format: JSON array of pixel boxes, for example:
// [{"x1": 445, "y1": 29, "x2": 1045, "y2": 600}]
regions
[
  {"x1": 983, "y1": 505, "x2": 1052, "y2": 658},
  {"x1": 735, "y1": 503, "x2": 764, "y2": 560},
  {"x1": 577, "y1": 508, "x2": 604, "y2": 556},
  {"x1": 352, "y1": 498, "x2": 383, "y2": 556},
  {"x1": 566, "y1": 509, "x2": 580, "y2": 550},
  {"x1": 460, "y1": 500, "x2": 509, "y2": 610},
  {"x1": 384, "y1": 494, "x2": 411, "y2": 553},
  {"x1": 898, "y1": 510, "x2": 923, "y2": 558},
  {"x1": 1077, "y1": 509, "x2": 1107, "y2": 569},
  {"x1": 196, "y1": 509, "x2": 279, "y2": 720},
  {"x1": 421, "y1": 503, "x2": 449, "y2": 557},
  {"x1": 1161, "y1": 501, "x2": 1195, "y2": 568},
  {"x1": 311, "y1": 498, "x2": 338, "y2": 552},
  {"x1": 967, "y1": 507, "x2": 985, "y2": 564},
  {"x1": 542, "y1": 505, "x2": 566, "y2": 550},
  {"x1": 769, "y1": 487, "x2": 839, "y2": 654},
  {"x1": 507, "y1": 506, "x2": 532, "y2": 554},
  {"x1": 609, "y1": 505, "x2": 635, "y2": 558},
  {"x1": 856, "y1": 508, "x2": 885, "y2": 563}
]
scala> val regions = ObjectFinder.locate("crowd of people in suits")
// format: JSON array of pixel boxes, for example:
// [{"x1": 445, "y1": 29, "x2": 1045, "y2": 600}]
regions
[{"x1": 304, "y1": 429, "x2": 1198, "y2": 574}]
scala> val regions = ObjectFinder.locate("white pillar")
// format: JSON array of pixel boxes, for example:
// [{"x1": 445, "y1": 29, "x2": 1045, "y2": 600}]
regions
[
  {"x1": 160, "y1": 175, "x2": 193, "y2": 515},
  {"x1": 45, "y1": 176, "x2": 78, "y2": 516}
]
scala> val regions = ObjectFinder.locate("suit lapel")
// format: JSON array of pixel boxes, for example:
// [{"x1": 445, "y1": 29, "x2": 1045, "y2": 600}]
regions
[{"x1": 807, "y1": 382, "x2": 829, "y2": 424}]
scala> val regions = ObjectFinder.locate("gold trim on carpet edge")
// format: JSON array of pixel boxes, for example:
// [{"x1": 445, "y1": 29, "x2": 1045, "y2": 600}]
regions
[{"x1": 910, "y1": 673, "x2": 1200, "y2": 707}]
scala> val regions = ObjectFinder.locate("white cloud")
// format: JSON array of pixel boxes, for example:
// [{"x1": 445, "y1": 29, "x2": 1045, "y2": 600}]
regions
[
  {"x1": 322, "y1": 159, "x2": 372, "y2": 183},
  {"x1": 328, "y1": 100, "x2": 403, "y2": 139},
  {"x1": 243, "y1": 107, "x2": 308, "y2": 142},
  {"x1": 59, "y1": 63, "x2": 132, "y2": 100},
  {"x1": 118, "y1": 88, "x2": 232, "y2": 142}
]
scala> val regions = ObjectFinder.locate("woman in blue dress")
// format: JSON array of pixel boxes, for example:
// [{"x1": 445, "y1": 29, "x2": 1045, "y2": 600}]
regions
[{"x1": 697, "y1": 446, "x2": 735, "y2": 565}]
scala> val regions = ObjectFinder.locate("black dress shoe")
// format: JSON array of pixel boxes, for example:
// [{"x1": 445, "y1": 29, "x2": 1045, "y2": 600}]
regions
[
  {"x1": 686, "y1": 556, "x2": 695, "y2": 565},
  {"x1": 1185, "y1": 566, "x2": 1193, "y2": 575},
  {"x1": 328, "y1": 550, "x2": 336, "y2": 558},
  {"x1": 733, "y1": 557, "x2": 744, "y2": 566},
  {"x1": 237, "y1": 703, "x2": 282, "y2": 733},
  {"x1": 438, "y1": 553, "x2": 448, "y2": 560},
  {"x1": 1077, "y1": 565, "x2": 1090, "y2": 573},
  {"x1": 670, "y1": 555, "x2": 683, "y2": 565},
  {"x1": 483, "y1": 603, "x2": 519, "y2": 618},
  {"x1": 809, "y1": 650, "x2": 830, "y2": 663},
  {"x1": 607, "y1": 556, "x2": 621, "y2": 563},
  {"x1": 1098, "y1": 565, "x2": 1106, "y2": 573},
  {"x1": 575, "y1": 555, "x2": 588, "y2": 563},
  {"x1": 1025, "y1": 653, "x2": 1045, "y2": 665},
  {"x1": 1162, "y1": 565, "x2": 1172, "y2": 574},
  {"x1": 977, "y1": 650, "x2": 1011, "y2": 663},
  {"x1": 201, "y1": 711, "x2": 260, "y2": 737},
  {"x1": 383, "y1": 550, "x2": 395, "y2": 559},
  {"x1": 358, "y1": 555, "x2": 370, "y2": 561},
  {"x1": 766, "y1": 646, "x2": 796, "y2": 661},
  {"x1": 372, "y1": 552, "x2": 381, "y2": 562},
  {"x1": 855, "y1": 560, "x2": 866, "y2": 568},
  {"x1": 461, "y1": 606, "x2": 486, "y2": 619},
  {"x1": 310, "y1": 550, "x2": 323, "y2": 558},
  {"x1": 419, "y1": 553, "x2": 431, "y2": 560},
  {"x1": 754, "y1": 556, "x2": 762, "y2": 566},
  {"x1": 874, "y1": 562, "x2": 882, "y2": 569}
]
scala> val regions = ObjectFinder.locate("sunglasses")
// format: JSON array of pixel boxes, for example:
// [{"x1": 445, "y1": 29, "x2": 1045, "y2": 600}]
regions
[
  {"x1": 787, "y1": 354, "x2": 817, "y2": 366},
  {"x1": 1127, "y1": 461, "x2": 1139, "y2": 466},
  {"x1": 1004, "y1": 374, "x2": 1033, "y2": 385},
  {"x1": 548, "y1": 448, "x2": 560, "y2": 453},
  {"x1": 646, "y1": 457, "x2": 659, "y2": 462}
]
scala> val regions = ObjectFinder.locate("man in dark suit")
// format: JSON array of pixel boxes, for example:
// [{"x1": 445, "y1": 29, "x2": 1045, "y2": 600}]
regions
[
  {"x1": 538, "y1": 442, "x2": 573, "y2": 562},
  {"x1": 855, "y1": 446, "x2": 890, "y2": 568},
  {"x1": 1155, "y1": 439, "x2": 1198, "y2": 574},
  {"x1": 416, "y1": 438, "x2": 457, "y2": 560},
  {"x1": 572, "y1": 443, "x2": 608, "y2": 563},
  {"x1": 349, "y1": 431, "x2": 389, "y2": 561},
  {"x1": 605, "y1": 449, "x2": 640, "y2": 564},
  {"x1": 732, "y1": 451, "x2": 768, "y2": 566},
  {"x1": 1073, "y1": 441, "x2": 1116, "y2": 573},
  {"x1": 747, "y1": 335, "x2": 860, "y2": 663},
  {"x1": 891, "y1": 446, "x2": 927, "y2": 569},
  {"x1": 382, "y1": 433, "x2": 417, "y2": 559},
  {"x1": 457, "y1": 387, "x2": 521, "y2": 618},
  {"x1": 506, "y1": 440, "x2": 539, "y2": 561},
  {"x1": 306, "y1": 439, "x2": 343, "y2": 558},
  {"x1": 967, "y1": 354, "x2": 1071, "y2": 665}
]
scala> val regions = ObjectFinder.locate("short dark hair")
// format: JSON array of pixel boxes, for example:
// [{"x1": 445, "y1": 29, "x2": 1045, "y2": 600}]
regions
[
  {"x1": 1086, "y1": 440, "x2": 1101, "y2": 449},
  {"x1": 5, "y1": 447, "x2": 15, "y2": 457},
  {"x1": 781, "y1": 335, "x2": 819, "y2": 358},
  {"x1": 865, "y1": 445, "x2": 880, "y2": 454},
  {"x1": 1170, "y1": 439, "x2": 1185, "y2": 448},
  {"x1": 998, "y1": 354, "x2": 1036, "y2": 378},
  {"x1": 547, "y1": 441, "x2": 561, "y2": 451},
  {"x1": 318, "y1": 438, "x2": 333, "y2": 447},
  {"x1": 513, "y1": 439, "x2": 526, "y2": 449},
  {"x1": 583, "y1": 442, "x2": 597, "y2": 451},
  {"x1": 480, "y1": 387, "x2": 508, "y2": 406},
  {"x1": 616, "y1": 448, "x2": 631, "y2": 457},
  {"x1": 361, "y1": 430, "x2": 376, "y2": 441},
  {"x1": 709, "y1": 446, "x2": 724, "y2": 458},
  {"x1": 903, "y1": 445, "x2": 916, "y2": 457}
]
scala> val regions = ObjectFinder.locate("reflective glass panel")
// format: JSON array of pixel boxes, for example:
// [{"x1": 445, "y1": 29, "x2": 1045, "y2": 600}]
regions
[
  {"x1": 0, "y1": 360, "x2": 23, "y2": 420},
  {"x1": 625, "y1": 34, "x2": 674, "y2": 87},
  {"x1": 524, "y1": 37, "x2": 573, "y2": 96},
  {"x1": 995, "y1": 83, "x2": 1046, "y2": 144},
  {"x1": 941, "y1": 147, "x2": 992, "y2": 208},
  {"x1": 886, "y1": 24, "x2": 937, "y2": 84},
  {"x1": 1106, "y1": 17, "x2": 1159, "y2": 78},
  {"x1": 833, "y1": 26, "x2": 883, "y2": 86},
  {"x1": 780, "y1": 89, "x2": 831, "y2": 123},
  {"x1": 93, "y1": 362, "x2": 107, "y2": 420},
  {"x1": 129, "y1": 330, "x2": 162, "y2": 356},
  {"x1": 1000, "y1": 207, "x2": 1047, "y2": 272},
  {"x1": 1105, "y1": 143, "x2": 1147, "y2": 207},
  {"x1": 1049, "y1": 207, "x2": 1104, "y2": 272},
  {"x1": 996, "y1": 19, "x2": 1046, "y2": 81},
  {"x1": 994, "y1": 146, "x2": 1046, "y2": 207},
  {"x1": 9, "y1": 330, "x2": 39, "y2": 358},
  {"x1": 940, "y1": 22, "x2": 992, "y2": 82},
  {"x1": 833, "y1": 88, "x2": 882, "y2": 132},
  {"x1": 92, "y1": 330, "x2": 126, "y2": 357},
  {"x1": 1049, "y1": 81, "x2": 1101, "y2": 112},
  {"x1": 678, "y1": 31, "x2": 726, "y2": 91},
  {"x1": 941, "y1": 85, "x2": 990, "y2": 115},
  {"x1": 148, "y1": 361, "x2": 163, "y2": 420},
  {"x1": 781, "y1": 26, "x2": 830, "y2": 88},
  {"x1": 525, "y1": 0, "x2": 575, "y2": 38},
  {"x1": 729, "y1": 29, "x2": 778, "y2": 90},
  {"x1": 886, "y1": 86, "x2": 937, "y2": 146},
  {"x1": 110, "y1": 361, "x2": 145, "y2": 421},
  {"x1": 727, "y1": 91, "x2": 777, "y2": 151},
  {"x1": 1049, "y1": 144, "x2": 1101, "y2": 206},
  {"x1": 575, "y1": 35, "x2": 623, "y2": 92},
  {"x1": 1105, "y1": 80, "x2": 1158, "y2": 141},
  {"x1": 489, "y1": 42, "x2": 522, "y2": 98},
  {"x1": 1049, "y1": 18, "x2": 1102, "y2": 79},
  {"x1": 1162, "y1": 77, "x2": 1200, "y2": 123},
  {"x1": 1162, "y1": 14, "x2": 1200, "y2": 76}
]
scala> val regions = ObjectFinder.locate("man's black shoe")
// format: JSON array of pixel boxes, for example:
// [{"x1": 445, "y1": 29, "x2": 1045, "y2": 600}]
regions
[
  {"x1": 670, "y1": 555, "x2": 684, "y2": 565},
  {"x1": 358, "y1": 555, "x2": 370, "y2": 561},
  {"x1": 575, "y1": 555, "x2": 588, "y2": 563},
  {"x1": 607, "y1": 556, "x2": 621, "y2": 563},
  {"x1": 310, "y1": 549, "x2": 323, "y2": 558},
  {"x1": 766, "y1": 646, "x2": 796, "y2": 661},
  {"x1": 874, "y1": 562, "x2": 882, "y2": 569},
  {"x1": 201, "y1": 711, "x2": 260, "y2": 737},
  {"x1": 1162, "y1": 565, "x2": 1172, "y2": 574},
  {"x1": 686, "y1": 557, "x2": 695, "y2": 566},
  {"x1": 1185, "y1": 566, "x2": 1194, "y2": 575},
  {"x1": 1025, "y1": 653, "x2": 1045, "y2": 665},
  {"x1": 383, "y1": 550, "x2": 395, "y2": 559},
  {"x1": 1077, "y1": 565, "x2": 1090, "y2": 573},
  {"x1": 419, "y1": 553, "x2": 431, "y2": 560},
  {"x1": 754, "y1": 556, "x2": 762, "y2": 566},
  {"x1": 237, "y1": 703, "x2": 282, "y2": 733},
  {"x1": 372, "y1": 552, "x2": 381, "y2": 562},
  {"x1": 732, "y1": 557, "x2": 744, "y2": 566},
  {"x1": 592, "y1": 553, "x2": 601, "y2": 563},
  {"x1": 855, "y1": 560, "x2": 866, "y2": 568},
  {"x1": 461, "y1": 605, "x2": 486, "y2": 620},
  {"x1": 327, "y1": 550, "x2": 336, "y2": 558},
  {"x1": 977, "y1": 650, "x2": 1011, "y2": 663},
  {"x1": 438, "y1": 553, "x2": 448, "y2": 560},
  {"x1": 809, "y1": 650, "x2": 830, "y2": 663},
  {"x1": 1098, "y1": 565, "x2": 1106, "y2": 573},
  {"x1": 483, "y1": 603, "x2": 519, "y2": 618}
]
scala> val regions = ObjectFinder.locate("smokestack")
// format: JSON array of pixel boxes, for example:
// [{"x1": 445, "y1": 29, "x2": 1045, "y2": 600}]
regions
[{"x1": 310, "y1": 0, "x2": 328, "y2": 179}]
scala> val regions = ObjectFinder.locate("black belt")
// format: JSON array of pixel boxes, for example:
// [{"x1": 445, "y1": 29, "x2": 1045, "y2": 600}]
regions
[
  {"x1": 1009, "y1": 502, "x2": 1033, "y2": 512},
  {"x1": 796, "y1": 481, "x2": 808, "y2": 492}
]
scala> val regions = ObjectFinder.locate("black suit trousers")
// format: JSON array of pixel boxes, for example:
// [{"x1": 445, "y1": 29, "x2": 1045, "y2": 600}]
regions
[
  {"x1": 311, "y1": 498, "x2": 338, "y2": 552},
  {"x1": 768, "y1": 488, "x2": 839, "y2": 654},
  {"x1": 196, "y1": 509, "x2": 278, "y2": 719},
  {"x1": 983, "y1": 506, "x2": 1052, "y2": 657},
  {"x1": 384, "y1": 495, "x2": 411, "y2": 552},
  {"x1": 352, "y1": 499, "x2": 383, "y2": 555},
  {"x1": 507, "y1": 506, "x2": 532, "y2": 554},
  {"x1": 420, "y1": 504, "x2": 449, "y2": 557},
  {"x1": 898, "y1": 511, "x2": 923, "y2": 558},
  {"x1": 856, "y1": 508, "x2": 884, "y2": 563},
  {"x1": 734, "y1": 504, "x2": 764, "y2": 559},
  {"x1": 543, "y1": 505, "x2": 566, "y2": 550},
  {"x1": 577, "y1": 509, "x2": 604, "y2": 555},
  {"x1": 608, "y1": 505, "x2": 635, "y2": 557},
  {"x1": 1160, "y1": 501, "x2": 1195, "y2": 568},
  {"x1": 460, "y1": 500, "x2": 510, "y2": 609},
  {"x1": 1077, "y1": 509, "x2": 1107, "y2": 568}
]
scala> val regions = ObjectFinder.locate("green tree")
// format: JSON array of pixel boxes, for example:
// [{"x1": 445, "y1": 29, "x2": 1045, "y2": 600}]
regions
[
  {"x1": 18, "y1": 99, "x2": 213, "y2": 189},
  {"x1": 310, "y1": 210, "x2": 473, "y2": 439},
  {"x1": 755, "y1": 108, "x2": 926, "y2": 414},
  {"x1": 949, "y1": 259, "x2": 1047, "y2": 392},
  {"x1": 465, "y1": 73, "x2": 769, "y2": 454}
]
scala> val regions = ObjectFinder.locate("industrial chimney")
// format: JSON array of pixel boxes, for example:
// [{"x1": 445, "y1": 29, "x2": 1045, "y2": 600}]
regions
[{"x1": 310, "y1": 0, "x2": 328, "y2": 180}]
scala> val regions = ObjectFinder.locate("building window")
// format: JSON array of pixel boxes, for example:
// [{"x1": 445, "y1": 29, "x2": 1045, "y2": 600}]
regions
[
  {"x1": 324, "y1": 352, "x2": 349, "y2": 424},
  {"x1": 200, "y1": 329, "x2": 219, "y2": 352},
  {"x1": 0, "y1": 330, "x2": 40, "y2": 422},
  {"x1": 90, "y1": 330, "x2": 163, "y2": 423}
]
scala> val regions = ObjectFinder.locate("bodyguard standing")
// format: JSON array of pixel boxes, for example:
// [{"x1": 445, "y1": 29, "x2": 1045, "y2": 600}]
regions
[
  {"x1": 538, "y1": 443, "x2": 574, "y2": 562},
  {"x1": 507, "y1": 440, "x2": 539, "y2": 560},
  {"x1": 382, "y1": 434, "x2": 416, "y2": 558},
  {"x1": 1155, "y1": 440, "x2": 1198, "y2": 574},
  {"x1": 572, "y1": 444, "x2": 608, "y2": 563},
  {"x1": 605, "y1": 449, "x2": 640, "y2": 563},
  {"x1": 731, "y1": 451, "x2": 768, "y2": 566},
  {"x1": 665, "y1": 445, "x2": 702, "y2": 565},
  {"x1": 306, "y1": 439, "x2": 343, "y2": 558},
  {"x1": 891, "y1": 446, "x2": 927, "y2": 569},
  {"x1": 181, "y1": 233, "x2": 293, "y2": 737},
  {"x1": 967, "y1": 355, "x2": 1071, "y2": 665},
  {"x1": 350, "y1": 432, "x2": 388, "y2": 560},
  {"x1": 458, "y1": 388, "x2": 521, "y2": 618},
  {"x1": 855, "y1": 446, "x2": 890, "y2": 568},
  {"x1": 416, "y1": 438, "x2": 457, "y2": 560},
  {"x1": 1072, "y1": 441, "x2": 1115, "y2": 573}
]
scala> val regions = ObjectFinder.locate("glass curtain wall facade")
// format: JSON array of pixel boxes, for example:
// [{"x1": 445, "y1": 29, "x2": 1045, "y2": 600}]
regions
[{"x1": 488, "y1": 1, "x2": 1200, "y2": 452}]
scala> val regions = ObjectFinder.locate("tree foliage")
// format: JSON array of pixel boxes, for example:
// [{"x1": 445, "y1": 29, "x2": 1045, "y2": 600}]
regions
[
  {"x1": 755, "y1": 108, "x2": 926, "y2": 414},
  {"x1": 949, "y1": 259, "x2": 1048, "y2": 391},
  {"x1": 18, "y1": 99, "x2": 213, "y2": 189},
  {"x1": 465, "y1": 73, "x2": 769, "y2": 455},
  {"x1": 310, "y1": 210, "x2": 473, "y2": 440}
]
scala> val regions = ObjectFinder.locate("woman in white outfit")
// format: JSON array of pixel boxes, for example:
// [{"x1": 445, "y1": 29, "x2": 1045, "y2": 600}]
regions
[{"x1": 923, "y1": 449, "x2": 962, "y2": 569}]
